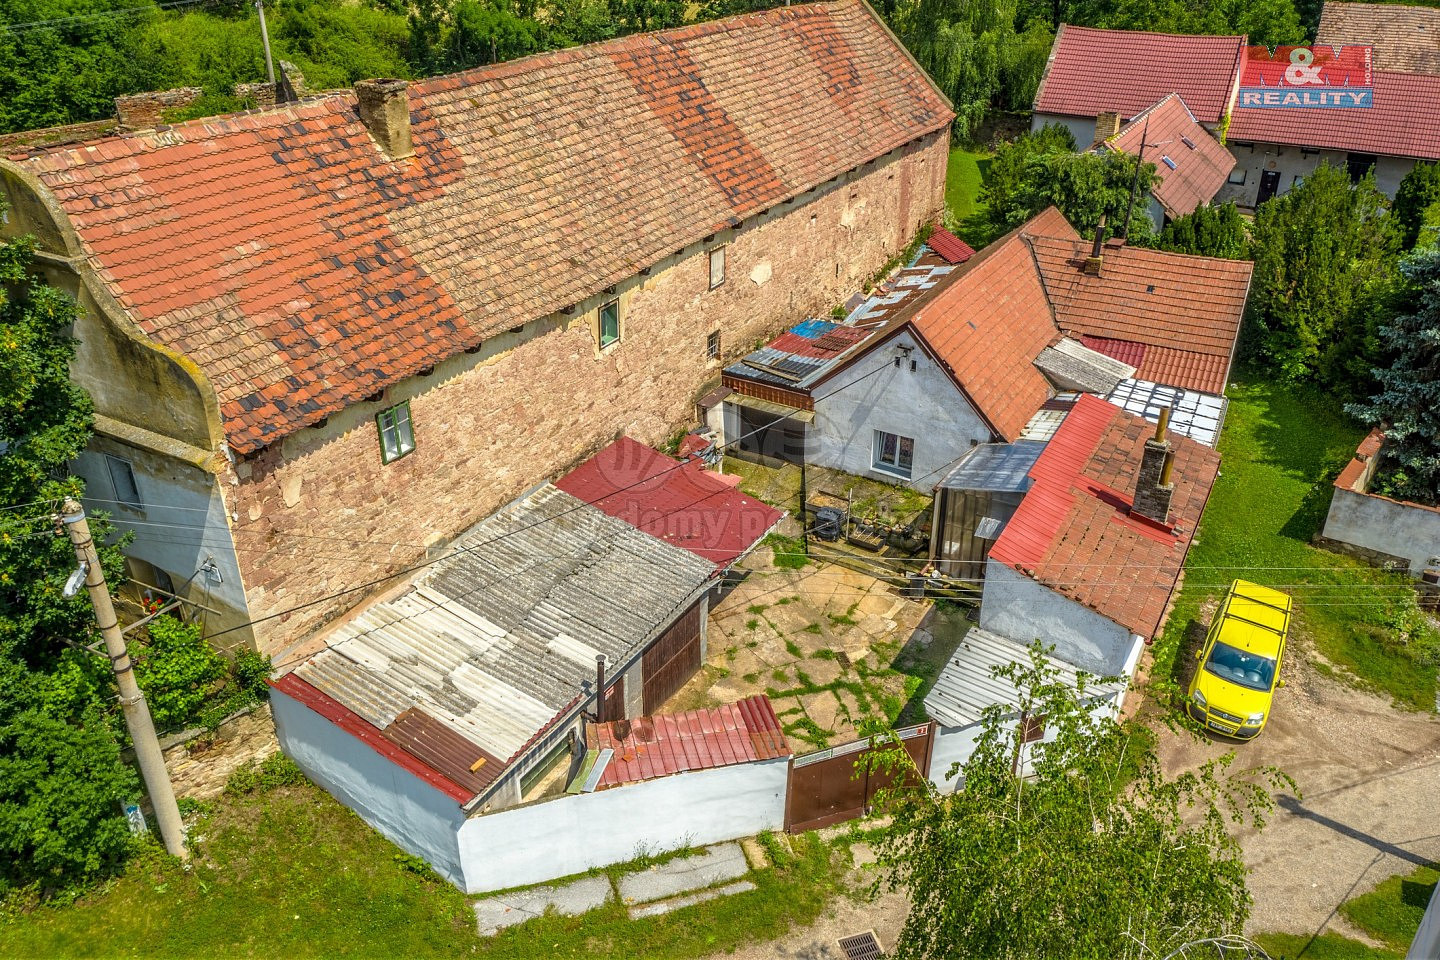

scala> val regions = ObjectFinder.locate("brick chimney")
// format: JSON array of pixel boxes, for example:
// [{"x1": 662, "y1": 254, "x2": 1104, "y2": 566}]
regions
[
  {"x1": 1083, "y1": 215, "x2": 1106, "y2": 275},
  {"x1": 114, "y1": 88, "x2": 204, "y2": 132},
  {"x1": 355, "y1": 79, "x2": 414, "y2": 161},
  {"x1": 1093, "y1": 111, "x2": 1122, "y2": 144},
  {"x1": 1132, "y1": 406, "x2": 1176, "y2": 525}
]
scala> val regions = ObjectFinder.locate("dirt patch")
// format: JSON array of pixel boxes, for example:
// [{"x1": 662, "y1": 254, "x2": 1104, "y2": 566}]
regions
[{"x1": 1156, "y1": 650, "x2": 1440, "y2": 940}]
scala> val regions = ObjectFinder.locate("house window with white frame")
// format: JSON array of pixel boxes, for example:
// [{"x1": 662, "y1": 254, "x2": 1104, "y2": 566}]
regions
[
  {"x1": 376, "y1": 401, "x2": 415, "y2": 463},
  {"x1": 708, "y1": 246, "x2": 726, "y2": 290},
  {"x1": 873, "y1": 430, "x2": 914, "y2": 478},
  {"x1": 599, "y1": 299, "x2": 621, "y2": 348},
  {"x1": 105, "y1": 455, "x2": 143, "y2": 510}
]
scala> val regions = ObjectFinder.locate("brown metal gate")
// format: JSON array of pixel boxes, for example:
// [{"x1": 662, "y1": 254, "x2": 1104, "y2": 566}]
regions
[
  {"x1": 784, "y1": 723, "x2": 933, "y2": 834},
  {"x1": 642, "y1": 600, "x2": 703, "y2": 713}
]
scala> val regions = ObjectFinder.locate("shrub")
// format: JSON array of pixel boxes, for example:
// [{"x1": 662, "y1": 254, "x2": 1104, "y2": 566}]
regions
[
  {"x1": 224, "y1": 752, "x2": 307, "y2": 797},
  {"x1": 133, "y1": 616, "x2": 226, "y2": 732}
]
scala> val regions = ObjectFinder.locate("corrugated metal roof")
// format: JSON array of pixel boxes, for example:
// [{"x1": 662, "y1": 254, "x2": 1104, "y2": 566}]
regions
[
  {"x1": 924, "y1": 627, "x2": 1125, "y2": 728},
  {"x1": 587, "y1": 695, "x2": 790, "y2": 787},
  {"x1": 1033, "y1": 337, "x2": 1135, "y2": 394},
  {"x1": 554, "y1": 437, "x2": 782, "y2": 570},
  {"x1": 937, "y1": 441, "x2": 1047, "y2": 493},
  {"x1": 290, "y1": 483, "x2": 715, "y2": 801}
]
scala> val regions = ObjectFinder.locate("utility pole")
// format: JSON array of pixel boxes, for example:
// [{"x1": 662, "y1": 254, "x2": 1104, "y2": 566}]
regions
[
  {"x1": 256, "y1": 0, "x2": 276, "y2": 86},
  {"x1": 61, "y1": 499, "x2": 189, "y2": 860},
  {"x1": 1121, "y1": 118, "x2": 1150, "y2": 241}
]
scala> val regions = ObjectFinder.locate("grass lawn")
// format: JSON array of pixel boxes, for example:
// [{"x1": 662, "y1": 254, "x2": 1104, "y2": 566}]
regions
[
  {"x1": 945, "y1": 147, "x2": 991, "y2": 247},
  {"x1": 1254, "y1": 861, "x2": 1437, "y2": 959},
  {"x1": 0, "y1": 777, "x2": 848, "y2": 959},
  {"x1": 1151, "y1": 374, "x2": 1439, "y2": 711}
]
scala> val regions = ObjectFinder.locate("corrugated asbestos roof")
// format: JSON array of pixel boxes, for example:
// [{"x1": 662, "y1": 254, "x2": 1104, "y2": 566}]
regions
[
  {"x1": 14, "y1": 0, "x2": 952, "y2": 453},
  {"x1": 1034, "y1": 25, "x2": 1246, "y2": 123},
  {"x1": 554, "y1": 436, "x2": 782, "y2": 569},
  {"x1": 923, "y1": 627, "x2": 1124, "y2": 728},
  {"x1": 286, "y1": 483, "x2": 714, "y2": 801},
  {"x1": 988, "y1": 394, "x2": 1220, "y2": 639},
  {"x1": 587, "y1": 695, "x2": 790, "y2": 787},
  {"x1": 1032, "y1": 336, "x2": 1135, "y2": 394}
]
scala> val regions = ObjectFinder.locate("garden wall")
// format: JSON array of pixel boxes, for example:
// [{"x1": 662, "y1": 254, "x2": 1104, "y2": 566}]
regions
[{"x1": 1320, "y1": 429, "x2": 1440, "y2": 575}]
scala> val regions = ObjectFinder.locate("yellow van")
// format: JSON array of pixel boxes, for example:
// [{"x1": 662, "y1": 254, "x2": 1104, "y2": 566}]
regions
[{"x1": 1186, "y1": 579, "x2": 1292, "y2": 740}]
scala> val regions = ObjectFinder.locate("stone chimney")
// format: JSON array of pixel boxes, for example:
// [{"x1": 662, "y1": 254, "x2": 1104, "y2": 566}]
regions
[
  {"x1": 1083, "y1": 215, "x2": 1106, "y2": 276},
  {"x1": 1132, "y1": 406, "x2": 1176, "y2": 525},
  {"x1": 355, "y1": 79, "x2": 414, "y2": 161},
  {"x1": 114, "y1": 88, "x2": 204, "y2": 132},
  {"x1": 1093, "y1": 111, "x2": 1122, "y2": 145}
]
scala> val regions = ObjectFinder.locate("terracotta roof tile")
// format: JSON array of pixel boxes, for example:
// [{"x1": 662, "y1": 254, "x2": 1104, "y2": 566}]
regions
[
  {"x1": 926, "y1": 227, "x2": 976, "y2": 264},
  {"x1": 1101, "y1": 94, "x2": 1235, "y2": 217},
  {"x1": 906, "y1": 227, "x2": 1060, "y2": 440},
  {"x1": 1228, "y1": 69, "x2": 1440, "y2": 160},
  {"x1": 1023, "y1": 215, "x2": 1252, "y2": 394},
  {"x1": 1035, "y1": 25, "x2": 1246, "y2": 123},
  {"x1": 1317, "y1": 2, "x2": 1440, "y2": 75},
  {"x1": 16, "y1": 0, "x2": 951, "y2": 453},
  {"x1": 989, "y1": 394, "x2": 1220, "y2": 638}
]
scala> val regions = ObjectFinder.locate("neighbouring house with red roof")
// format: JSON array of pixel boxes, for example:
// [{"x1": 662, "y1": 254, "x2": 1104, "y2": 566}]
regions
[
  {"x1": 718, "y1": 207, "x2": 1249, "y2": 498},
  {"x1": 1093, "y1": 93, "x2": 1236, "y2": 229},
  {"x1": 1031, "y1": 25, "x2": 1246, "y2": 148},
  {"x1": 1033, "y1": 16, "x2": 1440, "y2": 208},
  {"x1": 0, "y1": 0, "x2": 954, "y2": 655},
  {"x1": 270, "y1": 441, "x2": 785, "y2": 891}
]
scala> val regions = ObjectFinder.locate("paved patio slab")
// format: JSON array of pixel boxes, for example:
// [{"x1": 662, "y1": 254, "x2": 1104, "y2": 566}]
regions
[
  {"x1": 628, "y1": 880, "x2": 757, "y2": 919},
  {"x1": 618, "y1": 841, "x2": 749, "y2": 905},
  {"x1": 473, "y1": 874, "x2": 612, "y2": 936}
]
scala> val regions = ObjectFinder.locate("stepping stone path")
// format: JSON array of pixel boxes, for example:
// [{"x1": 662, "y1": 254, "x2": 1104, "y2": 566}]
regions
[
  {"x1": 617, "y1": 841, "x2": 750, "y2": 905},
  {"x1": 472, "y1": 874, "x2": 612, "y2": 936}
]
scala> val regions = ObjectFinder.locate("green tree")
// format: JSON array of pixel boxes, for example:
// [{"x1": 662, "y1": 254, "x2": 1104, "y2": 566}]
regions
[
  {"x1": 1067, "y1": 0, "x2": 1303, "y2": 46},
  {"x1": 1156, "y1": 201, "x2": 1249, "y2": 260},
  {"x1": 998, "y1": 148, "x2": 1156, "y2": 242},
  {"x1": 1347, "y1": 249, "x2": 1440, "y2": 504},
  {"x1": 976, "y1": 123, "x2": 1073, "y2": 242},
  {"x1": 0, "y1": 228, "x2": 141, "y2": 894},
  {"x1": 868, "y1": 644, "x2": 1288, "y2": 960},
  {"x1": 1394, "y1": 162, "x2": 1440, "y2": 251},
  {"x1": 1246, "y1": 163, "x2": 1400, "y2": 384}
]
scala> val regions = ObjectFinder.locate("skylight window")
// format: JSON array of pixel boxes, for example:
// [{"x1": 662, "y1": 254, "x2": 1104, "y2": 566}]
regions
[
  {"x1": 1181, "y1": 136, "x2": 1196, "y2": 150},
  {"x1": 1161, "y1": 156, "x2": 1178, "y2": 170}
]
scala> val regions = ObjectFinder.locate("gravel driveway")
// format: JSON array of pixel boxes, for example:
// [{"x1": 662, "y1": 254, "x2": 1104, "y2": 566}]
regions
[{"x1": 1156, "y1": 652, "x2": 1440, "y2": 942}]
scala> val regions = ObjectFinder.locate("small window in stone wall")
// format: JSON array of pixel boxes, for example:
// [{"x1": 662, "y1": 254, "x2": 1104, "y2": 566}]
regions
[
  {"x1": 377, "y1": 401, "x2": 415, "y2": 464},
  {"x1": 708, "y1": 246, "x2": 726, "y2": 290},
  {"x1": 105, "y1": 455, "x2": 143, "y2": 510},
  {"x1": 599, "y1": 299, "x2": 621, "y2": 348},
  {"x1": 706, "y1": 330, "x2": 720, "y2": 360}
]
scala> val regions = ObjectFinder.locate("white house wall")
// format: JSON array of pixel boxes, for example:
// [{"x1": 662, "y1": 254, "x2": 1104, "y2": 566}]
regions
[
  {"x1": 811, "y1": 331, "x2": 990, "y2": 491},
  {"x1": 1032, "y1": 112, "x2": 1097, "y2": 149},
  {"x1": 74, "y1": 435, "x2": 252, "y2": 649},
  {"x1": 271, "y1": 689, "x2": 468, "y2": 887},
  {"x1": 1219, "y1": 142, "x2": 1416, "y2": 207},
  {"x1": 457, "y1": 758, "x2": 789, "y2": 894},
  {"x1": 980, "y1": 560, "x2": 1136, "y2": 676}
]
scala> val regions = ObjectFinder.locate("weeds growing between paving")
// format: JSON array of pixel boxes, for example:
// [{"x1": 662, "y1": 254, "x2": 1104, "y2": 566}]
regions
[
  {"x1": 1254, "y1": 861, "x2": 1437, "y2": 959},
  {"x1": 1151, "y1": 375, "x2": 1439, "y2": 711}
]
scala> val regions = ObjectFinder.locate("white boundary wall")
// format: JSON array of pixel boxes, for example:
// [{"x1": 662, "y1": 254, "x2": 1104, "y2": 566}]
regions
[{"x1": 457, "y1": 758, "x2": 788, "y2": 894}]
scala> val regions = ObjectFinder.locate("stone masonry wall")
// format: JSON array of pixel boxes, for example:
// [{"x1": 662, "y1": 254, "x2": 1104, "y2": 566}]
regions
[
  {"x1": 161, "y1": 704, "x2": 279, "y2": 800},
  {"x1": 223, "y1": 132, "x2": 949, "y2": 655}
]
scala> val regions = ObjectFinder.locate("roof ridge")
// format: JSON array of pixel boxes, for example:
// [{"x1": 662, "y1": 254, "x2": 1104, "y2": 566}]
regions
[{"x1": 1059, "y1": 23, "x2": 1246, "y2": 42}]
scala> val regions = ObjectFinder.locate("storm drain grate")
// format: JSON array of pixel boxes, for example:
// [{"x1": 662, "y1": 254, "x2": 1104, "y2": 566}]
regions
[{"x1": 837, "y1": 930, "x2": 883, "y2": 960}]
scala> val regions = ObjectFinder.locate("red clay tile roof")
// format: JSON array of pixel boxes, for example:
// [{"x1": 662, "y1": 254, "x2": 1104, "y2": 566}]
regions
[
  {"x1": 554, "y1": 436, "x2": 782, "y2": 570},
  {"x1": 1101, "y1": 94, "x2": 1235, "y2": 217},
  {"x1": 906, "y1": 225, "x2": 1061, "y2": 441},
  {"x1": 587, "y1": 695, "x2": 789, "y2": 788},
  {"x1": 1317, "y1": 2, "x2": 1440, "y2": 75},
  {"x1": 989, "y1": 393, "x2": 1220, "y2": 638},
  {"x1": 1034, "y1": 25, "x2": 1246, "y2": 124},
  {"x1": 14, "y1": 0, "x2": 952, "y2": 454},
  {"x1": 1228, "y1": 69, "x2": 1440, "y2": 160},
  {"x1": 926, "y1": 227, "x2": 976, "y2": 264},
  {"x1": 1023, "y1": 215, "x2": 1252, "y2": 394}
]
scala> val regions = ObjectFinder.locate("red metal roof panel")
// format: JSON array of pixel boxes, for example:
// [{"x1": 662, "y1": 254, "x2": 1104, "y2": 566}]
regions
[
  {"x1": 555, "y1": 436, "x2": 783, "y2": 570},
  {"x1": 588, "y1": 695, "x2": 790, "y2": 788},
  {"x1": 926, "y1": 227, "x2": 976, "y2": 265}
]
